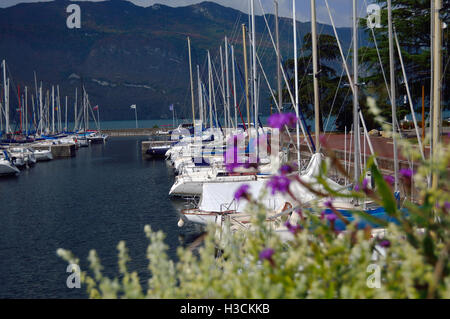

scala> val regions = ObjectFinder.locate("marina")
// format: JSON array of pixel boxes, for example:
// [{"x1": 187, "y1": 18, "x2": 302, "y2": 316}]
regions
[
  {"x1": 0, "y1": 0, "x2": 448, "y2": 301},
  {"x1": 0, "y1": 136, "x2": 200, "y2": 298}
]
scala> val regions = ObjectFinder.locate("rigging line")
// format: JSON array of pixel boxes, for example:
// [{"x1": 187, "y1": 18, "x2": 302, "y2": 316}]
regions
[
  {"x1": 394, "y1": 28, "x2": 425, "y2": 161},
  {"x1": 253, "y1": 46, "x2": 298, "y2": 151},
  {"x1": 255, "y1": 0, "x2": 313, "y2": 153},
  {"x1": 324, "y1": 37, "x2": 354, "y2": 133},
  {"x1": 324, "y1": 0, "x2": 378, "y2": 166}
]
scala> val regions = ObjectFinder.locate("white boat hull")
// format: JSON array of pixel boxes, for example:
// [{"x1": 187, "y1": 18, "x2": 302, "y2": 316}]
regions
[
  {"x1": 34, "y1": 150, "x2": 53, "y2": 161},
  {"x1": 0, "y1": 160, "x2": 20, "y2": 175}
]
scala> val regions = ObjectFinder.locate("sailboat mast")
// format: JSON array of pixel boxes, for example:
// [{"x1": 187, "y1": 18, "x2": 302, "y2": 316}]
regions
[
  {"x1": 225, "y1": 37, "x2": 232, "y2": 129},
  {"x1": 352, "y1": 0, "x2": 361, "y2": 185},
  {"x1": 39, "y1": 85, "x2": 42, "y2": 134},
  {"x1": 187, "y1": 37, "x2": 196, "y2": 127},
  {"x1": 25, "y1": 86, "x2": 28, "y2": 135},
  {"x1": 242, "y1": 24, "x2": 250, "y2": 131},
  {"x1": 388, "y1": 0, "x2": 399, "y2": 193},
  {"x1": 432, "y1": 0, "x2": 442, "y2": 189},
  {"x1": 196, "y1": 65, "x2": 203, "y2": 126},
  {"x1": 293, "y1": 0, "x2": 302, "y2": 171},
  {"x1": 231, "y1": 45, "x2": 238, "y2": 128},
  {"x1": 207, "y1": 51, "x2": 213, "y2": 129},
  {"x1": 275, "y1": 1, "x2": 282, "y2": 113},
  {"x1": 74, "y1": 88, "x2": 78, "y2": 131},
  {"x1": 57, "y1": 85, "x2": 61, "y2": 133},
  {"x1": 65, "y1": 96, "x2": 68, "y2": 131},
  {"x1": 311, "y1": 0, "x2": 320, "y2": 151},
  {"x1": 251, "y1": 0, "x2": 258, "y2": 146},
  {"x1": 52, "y1": 85, "x2": 55, "y2": 134},
  {"x1": 2, "y1": 60, "x2": 10, "y2": 134},
  {"x1": 220, "y1": 45, "x2": 227, "y2": 128}
]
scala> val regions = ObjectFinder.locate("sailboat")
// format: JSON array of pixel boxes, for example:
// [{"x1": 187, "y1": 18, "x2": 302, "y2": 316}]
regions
[{"x1": 0, "y1": 150, "x2": 20, "y2": 175}]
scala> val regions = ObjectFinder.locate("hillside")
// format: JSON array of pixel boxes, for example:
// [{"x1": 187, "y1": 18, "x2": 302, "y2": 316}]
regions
[{"x1": 0, "y1": 0, "x2": 354, "y2": 121}]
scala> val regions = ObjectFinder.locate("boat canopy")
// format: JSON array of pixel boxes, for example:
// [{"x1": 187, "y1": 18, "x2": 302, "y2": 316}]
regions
[{"x1": 199, "y1": 180, "x2": 285, "y2": 213}]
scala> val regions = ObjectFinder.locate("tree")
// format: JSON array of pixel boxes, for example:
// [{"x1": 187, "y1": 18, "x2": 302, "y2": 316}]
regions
[{"x1": 358, "y1": 0, "x2": 449, "y2": 125}]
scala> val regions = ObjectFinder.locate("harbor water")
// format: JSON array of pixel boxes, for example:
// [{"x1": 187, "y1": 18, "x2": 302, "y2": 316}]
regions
[{"x1": 0, "y1": 136, "x2": 199, "y2": 298}]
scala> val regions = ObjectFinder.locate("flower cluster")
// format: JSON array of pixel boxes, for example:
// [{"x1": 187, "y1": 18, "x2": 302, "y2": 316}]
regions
[
  {"x1": 267, "y1": 112, "x2": 298, "y2": 129},
  {"x1": 267, "y1": 175, "x2": 291, "y2": 195}
]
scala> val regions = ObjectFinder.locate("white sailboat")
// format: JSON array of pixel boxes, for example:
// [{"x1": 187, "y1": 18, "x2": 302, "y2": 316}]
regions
[{"x1": 0, "y1": 150, "x2": 20, "y2": 175}]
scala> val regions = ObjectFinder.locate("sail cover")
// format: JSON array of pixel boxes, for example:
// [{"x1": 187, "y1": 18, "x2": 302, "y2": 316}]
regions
[{"x1": 199, "y1": 180, "x2": 285, "y2": 213}]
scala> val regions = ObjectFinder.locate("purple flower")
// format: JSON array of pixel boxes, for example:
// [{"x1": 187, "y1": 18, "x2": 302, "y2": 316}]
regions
[
  {"x1": 284, "y1": 221, "x2": 302, "y2": 234},
  {"x1": 267, "y1": 112, "x2": 298, "y2": 129},
  {"x1": 362, "y1": 178, "x2": 369, "y2": 190},
  {"x1": 259, "y1": 248, "x2": 275, "y2": 261},
  {"x1": 284, "y1": 113, "x2": 298, "y2": 127},
  {"x1": 354, "y1": 184, "x2": 360, "y2": 192},
  {"x1": 445, "y1": 202, "x2": 450, "y2": 210},
  {"x1": 324, "y1": 199, "x2": 334, "y2": 208},
  {"x1": 384, "y1": 175, "x2": 395, "y2": 186},
  {"x1": 267, "y1": 113, "x2": 285, "y2": 129},
  {"x1": 234, "y1": 184, "x2": 250, "y2": 201},
  {"x1": 379, "y1": 240, "x2": 391, "y2": 248},
  {"x1": 326, "y1": 213, "x2": 337, "y2": 222},
  {"x1": 280, "y1": 164, "x2": 294, "y2": 175},
  {"x1": 320, "y1": 210, "x2": 326, "y2": 220},
  {"x1": 267, "y1": 175, "x2": 291, "y2": 195},
  {"x1": 399, "y1": 168, "x2": 414, "y2": 180}
]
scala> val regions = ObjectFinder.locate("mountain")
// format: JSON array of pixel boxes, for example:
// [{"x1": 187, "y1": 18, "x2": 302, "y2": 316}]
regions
[{"x1": 0, "y1": 0, "x2": 354, "y2": 122}]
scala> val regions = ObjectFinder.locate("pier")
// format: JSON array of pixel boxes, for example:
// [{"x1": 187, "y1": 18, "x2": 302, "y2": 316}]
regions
[
  {"x1": 101, "y1": 128, "x2": 169, "y2": 137},
  {"x1": 32, "y1": 144, "x2": 76, "y2": 158}
]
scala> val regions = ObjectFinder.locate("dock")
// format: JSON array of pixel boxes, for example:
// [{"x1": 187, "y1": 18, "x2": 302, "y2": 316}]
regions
[
  {"x1": 32, "y1": 144, "x2": 77, "y2": 158},
  {"x1": 101, "y1": 128, "x2": 168, "y2": 137}
]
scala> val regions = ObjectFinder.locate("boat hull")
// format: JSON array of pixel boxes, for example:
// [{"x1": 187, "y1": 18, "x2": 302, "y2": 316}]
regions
[
  {"x1": 0, "y1": 161, "x2": 20, "y2": 175},
  {"x1": 34, "y1": 150, "x2": 53, "y2": 161}
]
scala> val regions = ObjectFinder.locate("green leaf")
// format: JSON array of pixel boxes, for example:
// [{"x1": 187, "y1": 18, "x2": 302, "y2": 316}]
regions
[{"x1": 369, "y1": 158, "x2": 398, "y2": 217}]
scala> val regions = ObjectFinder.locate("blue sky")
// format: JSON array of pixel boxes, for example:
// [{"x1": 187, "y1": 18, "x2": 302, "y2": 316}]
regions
[{"x1": 0, "y1": 0, "x2": 370, "y2": 27}]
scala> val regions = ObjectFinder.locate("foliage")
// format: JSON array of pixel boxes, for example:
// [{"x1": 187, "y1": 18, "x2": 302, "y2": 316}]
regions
[
  {"x1": 358, "y1": 0, "x2": 450, "y2": 123},
  {"x1": 58, "y1": 100, "x2": 449, "y2": 299}
]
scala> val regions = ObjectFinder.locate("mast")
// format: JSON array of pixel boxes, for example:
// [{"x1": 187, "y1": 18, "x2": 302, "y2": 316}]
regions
[
  {"x1": 2, "y1": 60, "x2": 10, "y2": 134},
  {"x1": 225, "y1": 37, "x2": 231, "y2": 129},
  {"x1": 251, "y1": 0, "x2": 258, "y2": 134},
  {"x1": 39, "y1": 85, "x2": 43, "y2": 134},
  {"x1": 196, "y1": 65, "x2": 203, "y2": 126},
  {"x1": 18, "y1": 85, "x2": 22, "y2": 133},
  {"x1": 74, "y1": 88, "x2": 78, "y2": 131},
  {"x1": 311, "y1": 0, "x2": 320, "y2": 152},
  {"x1": 52, "y1": 85, "x2": 55, "y2": 134},
  {"x1": 293, "y1": 0, "x2": 302, "y2": 171},
  {"x1": 207, "y1": 51, "x2": 213, "y2": 129},
  {"x1": 242, "y1": 24, "x2": 251, "y2": 131},
  {"x1": 388, "y1": 0, "x2": 399, "y2": 193},
  {"x1": 220, "y1": 45, "x2": 227, "y2": 128},
  {"x1": 231, "y1": 45, "x2": 238, "y2": 129},
  {"x1": 352, "y1": 0, "x2": 361, "y2": 186},
  {"x1": 57, "y1": 85, "x2": 61, "y2": 133},
  {"x1": 432, "y1": 0, "x2": 442, "y2": 190},
  {"x1": 65, "y1": 96, "x2": 68, "y2": 132},
  {"x1": 187, "y1": 37, "x2": 196, "y2": 127},
  {"x1": 25, "y1": 86, "x2": 28, "y2": 135},
  {"x1": 275, "y1": 1, "x2": 282, "y2": 113}
]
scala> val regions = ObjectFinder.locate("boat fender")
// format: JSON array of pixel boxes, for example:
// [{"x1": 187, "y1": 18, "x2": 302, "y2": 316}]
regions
[{"x1": 177, "y1": 218, "x2": 185, "y2": 227}]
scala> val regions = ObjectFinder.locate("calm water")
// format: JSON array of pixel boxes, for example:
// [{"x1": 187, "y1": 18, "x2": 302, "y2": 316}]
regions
[{"x1": 0, "y1": 137, "x2": 199, "y2": 298}]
